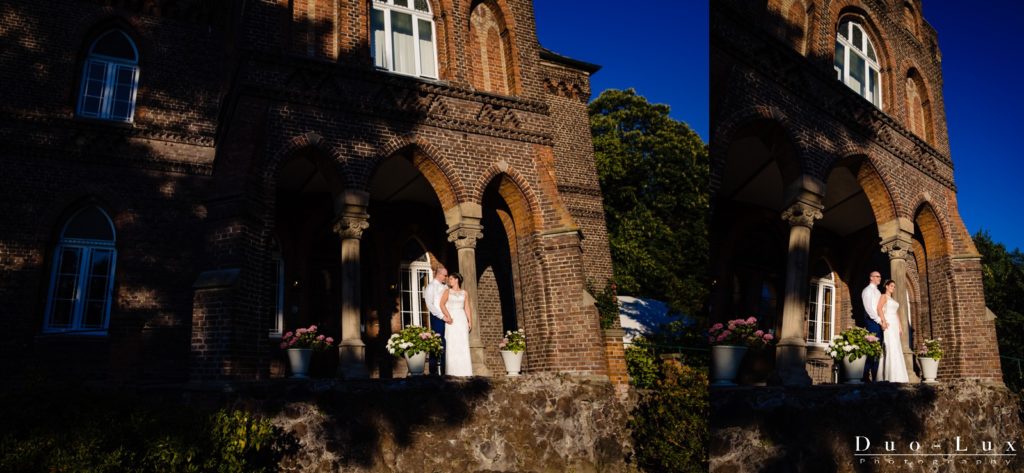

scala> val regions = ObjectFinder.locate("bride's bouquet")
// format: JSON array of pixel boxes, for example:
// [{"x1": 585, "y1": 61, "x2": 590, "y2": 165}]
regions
[
  {"x1": 826, "y1": 327, "x2": 882, "y2": 362},
  {"x1": 386, "y1": 325, "x2": 443, "y2": 358}
]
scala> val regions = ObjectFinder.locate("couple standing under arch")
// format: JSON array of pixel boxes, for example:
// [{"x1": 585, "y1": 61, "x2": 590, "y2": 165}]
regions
[
  {"x1": 862, "y1": 270, "x2": 909, "y2": 383},
  {"x1": 423, "y1": 264, "x2": 474, "y2": 377}
]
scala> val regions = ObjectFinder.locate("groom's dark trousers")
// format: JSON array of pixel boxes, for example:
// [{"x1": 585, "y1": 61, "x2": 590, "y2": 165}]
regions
[
  {"x1": 864, "y1": 316, "x2": 883, "y2": 382},
  {"x1": 430, "y1": 315, "x2": 446, "y2": 375}
]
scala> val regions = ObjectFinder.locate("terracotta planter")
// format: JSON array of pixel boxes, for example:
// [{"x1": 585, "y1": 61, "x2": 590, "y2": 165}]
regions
[
  {"x1": 500, "y1": 350, "x2": 524, "y2": 376},
  {"x1": 919, "y1": 357, "x2": 939, "y2": 383},
  {"x1": 841, "y1": 356, "x2": 867, "y2": 384},
  {"x1": 287, "y1": 348, "x2": 313, "y2": 379},
  {"x1": 404, "y1": 351, "x2": 427, "y2": 377},
  {"x1": 711, "y1": 345, "x2": 748, "y2": 386}
]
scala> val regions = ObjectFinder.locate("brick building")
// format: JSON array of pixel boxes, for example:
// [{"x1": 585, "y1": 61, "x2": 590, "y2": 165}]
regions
[
  {"x1": 0, "y1": 0, "x2": 618, "y2": 383},
  {"x1": 710, "y1": 0, "x2": 1001, "y2": 384}
]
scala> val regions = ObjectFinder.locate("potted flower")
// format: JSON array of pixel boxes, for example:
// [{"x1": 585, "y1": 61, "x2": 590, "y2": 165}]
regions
[
  {"x1": 708, "y1": 316, "x2": 760, "y2": 386},
  {"x1": 739, "y1": 328, "x2": 777, "y2": 386},
  {"x1": 386, "y1": 325, "x2": 443, "y2": 377},
  {"x1": 916, "y1": 338, "x2": 943, "y2": 383},
  {"x1": 280, "y1": 325, "x2": 335, "y2": 379},
  {"x1": 498, "y1": 329, "x2": 526, "y2": 376},
  {"x1": 825, "y1": 327, "x2": 882, "y2": 384}
]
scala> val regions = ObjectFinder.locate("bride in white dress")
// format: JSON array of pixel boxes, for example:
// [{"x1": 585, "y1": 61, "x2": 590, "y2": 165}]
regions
[
  {"x1": 440, "y1": 272, "x2": 474, "y2": 377},
  {"x1": 876, "y1": 280, "x2": 909, "y2": 383}
]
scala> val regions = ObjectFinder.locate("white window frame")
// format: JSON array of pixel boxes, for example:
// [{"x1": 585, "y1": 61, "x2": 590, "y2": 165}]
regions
[
  {"x1": 834, "y1": 19, "x2": 883, "y2": 109},
  {"x1": 43, "y1": 210, "x2": 117, "y2": 335},
  {"x1": 269, "y1": 249, "x2": 285, "y2": 338},
  {"x1": 370, "y1": 0, "x2": 439, "y2": 79},
  {"x1": 77, "y1": 30, "x2": 140, "y2": 122},
  {"x1": 805, "y1": 273, "x2": 836, "y2": 346},
  {"x1": 399, "y1": 259, "x2": 433, "y2": 328}
]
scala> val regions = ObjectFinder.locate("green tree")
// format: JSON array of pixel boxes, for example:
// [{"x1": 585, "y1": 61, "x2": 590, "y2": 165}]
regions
[
  {"x1": 589, "y1": 88, "x2": 709, "y2": 316},
  {"x1": 974, "y1": 230, "x2": 1024, "y2": 364}
]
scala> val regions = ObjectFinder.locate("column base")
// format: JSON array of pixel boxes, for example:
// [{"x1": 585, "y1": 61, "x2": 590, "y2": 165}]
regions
[
  {"x1": 904, "y1": 350, "x2": 920, "y2": 383},
  {"x1": 770, "y1": 342, "x2": 812, "y2": 386},
  {"x1": 338, "y1": 339, "x2": 369, "y2": 379},
  {"x1": 470, "y1": 341, "x2": 490, "y2": 377}
]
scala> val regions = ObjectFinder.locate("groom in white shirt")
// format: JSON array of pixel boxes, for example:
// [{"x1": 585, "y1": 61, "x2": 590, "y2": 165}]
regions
[
  {"x1": 860, "y1": 270, "x2": 884, "y2": 382},
  {"x1": 423, "y1": 265, "x2": 450, "y2": 375}
]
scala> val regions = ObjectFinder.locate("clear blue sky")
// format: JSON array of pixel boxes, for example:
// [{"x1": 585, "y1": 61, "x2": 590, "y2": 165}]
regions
[{"x1": 533, "y1": 1, "x2": 1023, "y2": 252}]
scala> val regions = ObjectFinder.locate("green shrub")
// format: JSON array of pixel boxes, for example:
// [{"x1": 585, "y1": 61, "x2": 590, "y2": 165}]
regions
[
  {"x1": 588, "y1": 279, "x2": 620, "y2": 330},
  {"x1": 625, "y1": 337, "x2": 659, "y2": 389},
  {"x1": 630, "y1": 362, "x2": 709, "y2": 472},
  {"x1": 0, "y1": 385, "x2": 291, "y2": 473}
]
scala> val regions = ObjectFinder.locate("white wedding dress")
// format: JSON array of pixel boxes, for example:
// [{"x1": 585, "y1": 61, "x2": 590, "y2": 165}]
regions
[
  {"x1": 877, "y1": 297, "x2": 909, "y2": 383},
  {"x1": 444, "y1": 290, "x2": 474, "y2": 377}
]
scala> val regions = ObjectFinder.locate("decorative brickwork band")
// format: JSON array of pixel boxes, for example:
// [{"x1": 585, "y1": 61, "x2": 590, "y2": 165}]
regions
[
  {"x1": 447, "y1": 225, "x2": 484, "y2": 249},
  {"x1": 781, "y1": 201, "x2": 823, "y2": 228}
]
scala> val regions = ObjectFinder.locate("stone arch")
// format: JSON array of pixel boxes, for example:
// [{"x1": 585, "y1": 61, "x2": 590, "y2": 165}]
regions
[
  {"x1": 711, "y1": 105, "x2": 807, "y2": 191},
  {"x1": 264, "y1": 132, "x2": 348, "y2": 196},
  {"x1": 850, "y1": 156, "x2": 898, "y2": 225},
  {"x1": 363, "y1": 134, "x2": 465, "y2": 211},
  {"x1": 471, "y1": 163, "x2": 542, "y2": 234},
  {"x1": 912, "y1": 200, "x2": 949, "y2": 259},
  {"x1": 829, "y1": 1, "x2": 897, "y2": 111},
  {"x1": 467, "y1": 0, "x2": 520, "y2": 95}
]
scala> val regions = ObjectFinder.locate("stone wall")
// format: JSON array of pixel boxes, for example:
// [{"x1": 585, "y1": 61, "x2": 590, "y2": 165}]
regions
[
  {"x1": 218, "y1": 375, "x2": 637, "y2": 473},
  {"x1": 711, "y1": 382, "x2": 1024, "y2": 472}
]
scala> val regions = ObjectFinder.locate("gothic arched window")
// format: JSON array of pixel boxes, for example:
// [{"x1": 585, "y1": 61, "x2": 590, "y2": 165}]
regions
[
  {"x1": 370, "y1": 0, "x2": 439, "y2": 79},
  {"x1": 77, "y1": 30, "x2": 140, "y2": 122},
  {"x1": 44, "y1": 207, "x2": 117, "y2": 334},
  {"x1": 834, "y1": 19, "x2": 882, "y2": 108}
]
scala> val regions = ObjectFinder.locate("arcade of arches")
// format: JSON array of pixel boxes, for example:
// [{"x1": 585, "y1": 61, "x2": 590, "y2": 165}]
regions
[{"x1": 711, "y1": 119, "x2": 1000, "y2": 385}]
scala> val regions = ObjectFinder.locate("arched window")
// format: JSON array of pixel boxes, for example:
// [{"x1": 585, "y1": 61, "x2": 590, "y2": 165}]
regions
[
  {"x1": 469, "y1": 1, "x2": 516, "y2": 95},
  {"x1": 370, "y1": 0, "x2": 438, "y2": 79},
  {"x1": 399, "y1": 239, "x2": 433, "y2": 328},
  {"x1": 77, "y1": 30, "x2": 140, "y2": 122},
  {"x1": 903, "y1": 3, "x2": 919, "y2": 39},
  {"x1": 834, "y1": 19, "x2": 882, "y2": 108},
  {"x1": 805, "y1": 263, "x2": 835, "y2": 346},
  {"x1": 905, "y1": 71, "x2": 932, "y2": 142},
  {"x1": 270, "y1": 240, "x2": 285, "y2": 337},
  {"x1": 44, "y1": 207, "x2": 117, "y2": 334}
]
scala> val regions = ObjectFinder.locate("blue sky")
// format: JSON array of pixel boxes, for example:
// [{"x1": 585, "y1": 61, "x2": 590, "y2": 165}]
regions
[{"x1": 533, "y1": 1, "x2": 1023, "y2": 252}]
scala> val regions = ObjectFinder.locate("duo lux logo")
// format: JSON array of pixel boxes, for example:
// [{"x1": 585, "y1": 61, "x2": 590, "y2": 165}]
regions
[{"x1": 853, "y1": 436, "x2": 1018, "y2": 467}]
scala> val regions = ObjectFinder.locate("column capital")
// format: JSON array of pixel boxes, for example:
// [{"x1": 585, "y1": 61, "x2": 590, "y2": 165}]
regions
[
  {"x1": 333, "y1": 213, "x2": 370, "y2": 240},
  {"x1": 447, "y1": 223, "x2": 484, "y2": 249},
  {"x1": 881, "y1": 234, "x2": 914, "y2": 261},
  {"x1": 781, "y1": 201, "x2": 823, "y2": 228}
]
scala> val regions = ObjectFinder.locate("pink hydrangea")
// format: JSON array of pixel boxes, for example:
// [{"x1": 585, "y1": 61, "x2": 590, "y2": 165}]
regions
[
  {"x1": 763, "y1": 333, "x2": 774, "y2": 341},
  {"x1": 309, "y1": 325, "x2": 318, "y2": 331},
  {"x1": 727, "y1": 324, "x2": 736, "y2": 331},
  {"x1": 754, "y1": 330, "x2": 764, "y2": 337},
  {"x1": 279, "y1": 341, "x2": 288, "y2": 349},
  {"x1": 296, "y1": 328, "x2": 307, "y2": 335},
  {"x1": 711, "y1": 323, "x2": 723, "y2": 331},
  {"x1": 746, "y1": 316, "x2": 757, "y2": 324},
  {"x1": 721, "y1": 330, "x2": 732, "y2": 338},
  {"x1": 284, "y1": 331, "x2": 293, "y2": 338},
  {"x1": 716, "y1": 334, "x2": 727, "y2": 342},
  {"x1": 326, "y1": 337, "x2": 334, "y2": 344},
  {"x1": 317, "y1": 334, "x2": 325, "y2": 341}
]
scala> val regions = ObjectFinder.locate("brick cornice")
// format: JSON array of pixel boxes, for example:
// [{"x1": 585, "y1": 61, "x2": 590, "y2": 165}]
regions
[{"x1": 711, "y1": 3, "x2": 956, "y2": 190}]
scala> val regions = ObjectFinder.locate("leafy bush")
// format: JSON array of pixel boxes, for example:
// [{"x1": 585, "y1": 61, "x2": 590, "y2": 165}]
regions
[
  {"x1": 630, "y1": 362, "x2": 709, "y2": 472},
  {"x1": 625, "y1": 337, "x2": 659, "y2": 389},
  {"x1": 0, "y1": 384, "x2": 293, "y2": 473},
  {"x1": 588, "y1": 279, "x2": 620, "y2": 330}
]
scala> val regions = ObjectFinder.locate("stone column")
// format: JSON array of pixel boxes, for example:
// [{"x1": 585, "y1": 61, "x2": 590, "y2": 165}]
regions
[
  {"x1": 447, "y1": 221, "x2": 490, "y2": 376},
  {"x1": 333, "y1": 190, "x2": 370, "y2": 379},
  {"x1": 881, "y1": 233, "x2": 920, "y2": 383},
  {"x1": 773, "y1": 200, "x2": 822, "y2": 386}
]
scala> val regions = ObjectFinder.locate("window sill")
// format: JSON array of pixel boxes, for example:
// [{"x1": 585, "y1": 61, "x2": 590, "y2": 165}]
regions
[
  {"x1": 36, "y1": 331, "x2": 110, "y2": 339},
  {"x1": 72, "y1": 115, "x2": 135, "y2": 128}
]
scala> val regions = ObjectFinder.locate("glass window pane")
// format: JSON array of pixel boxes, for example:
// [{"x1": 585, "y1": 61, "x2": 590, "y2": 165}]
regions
[
  {"x1": 92, "y1": 30, "x2": 137, "y2": 61},
  {"x1": 52, "y1": 300, "x2": 73, "y2": 328},
  {"x1": 394, "y1": 0, "x2": 408, "y2": 7},
  {"x1": 834, "y1": 41, "x2": 844, "y2": 77},
  {"x1": 838, "y1": 20, "x2": 850, "y2": 40},
  {"x1": 418, "y1": 19, "x2": 436, "y2": 78},
  {"x1": 371, "y1": 8, "x2": 387, "y2": 69},
  {"x1": 413, "y1": 0, "x2": 428, "y2": 11},
  {"x1": 64, "y1": 207, "x2": 114, "y2": 241},
  {"x1": 848, "y1": 53, "x2": 866, "y2": 95},
  {"x1": 82, "y1": 301, "x2": 106, "y2": 328},
  {"x1": 852, "y1": 24, "x2": 863, "y2": 51},
  {"x1": 391, "y1": 11, "x2": 415, "y2": 74},
  {"x1": 866, "y1": 40, "x2": 876, "y2": 61}
]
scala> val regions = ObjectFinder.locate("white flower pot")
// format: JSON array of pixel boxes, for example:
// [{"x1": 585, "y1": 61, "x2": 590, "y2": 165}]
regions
[
  {"x1": 711, "y1": 345, "x2": 748, "y2": 386},
  {"x1": 287, "y1": 348, "x2": 313, "y2": 379},
  {"x1": 501, "y1": 350, "x2": 524, "y2": 376},
  {"x1": 405, "y1": 351, "x2": 427, "y2": 377},
  {"x1": 919, "y1": 357, "x2": 939, "y2": 383},
  {"x1": 841, "y1": 355, "x2": 867, "y2": 384}
]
